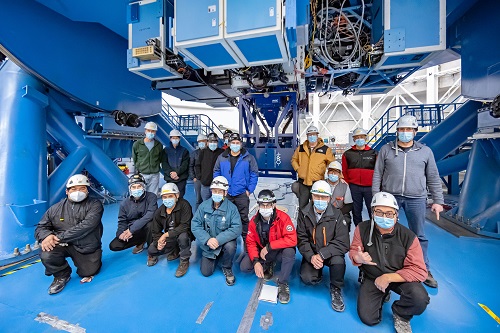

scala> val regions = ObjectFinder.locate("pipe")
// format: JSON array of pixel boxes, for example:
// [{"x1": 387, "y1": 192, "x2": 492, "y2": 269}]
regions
[{"x1": 436, "y1": 150, "x2": 470, "y2": 176}]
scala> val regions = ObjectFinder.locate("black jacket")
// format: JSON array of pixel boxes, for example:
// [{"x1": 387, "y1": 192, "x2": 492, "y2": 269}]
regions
[
  {"x1": 189, "y1": 148, "x2": 202, "y2": 180},
  {"x1": 35, "y1": 197, "x2": 104, "y2": 254},
  {"x1": 117, "y1": 191, "x2": 158, "y2": 236},
  {"x1": 151, "y1": 198, "x2": 194, "y2": 243},
  {"x1": 297, "y1": 202, "x2": 349, "y2": 262},
  {"x1": 195, "y1": 147, "x2": 224, "y2": 186},
  {"x1": 162, "y1": 143, "x2": 190, "y2": 182}
]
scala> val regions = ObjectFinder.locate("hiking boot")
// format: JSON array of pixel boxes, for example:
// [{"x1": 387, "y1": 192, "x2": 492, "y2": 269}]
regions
[
  {"x1": 167, "y1": 250, "x2": 180, "y2": 261},
  {"x1": 48, "y1": 275, "x2": 71, "y2": 295},
  {"x1": 330, "y1": 286, "x2": 345, "y2": 312},
  {"x1": 263, "y1": 262, "x2": 275, "y2": 281},
  {"x1": 393, "y1": 313, "x2": 412, "y2": 333},
  {"x1": 384, "y1": 291, "x2": 391, "y2": 303},
  {"x1": 278, "y1": 282, "x2": 290, "y2": 304},
  {"x1": 132, "y1": 242, "x2": 145, "y2": 254},
  {"x1": 423, "y1": 271, "x2": 438, "y2": 288},
  {"x1": 147, "y1": 255, "x2": 158, "y2": 267},
  {"x1": 222, "y1": 267, "x2": 236, "y2": 286},
  {"x1": 175, "y1": 259, "x2": 189, "y2": 278}
]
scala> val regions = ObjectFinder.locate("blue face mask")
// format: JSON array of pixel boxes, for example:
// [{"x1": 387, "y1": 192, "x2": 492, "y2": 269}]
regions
[
  {"x1": 131, "y1": 189, "x2": 144, "y2": 198},
  {"x1": 171, "y1": 139, "x2": 180, "y2": 146},
  {"x1": 374, "y1": 216, "x2": 395, "y2": 229},
  {"x1": 398, "y1": 132, "x2": 414, "y2": 143},
  {"x1": 198, "y1": 142, "x2": 206, "y2": 149},
  {"x1": 314, "y1": 199, "x2": 328, "y2": 211},
  {"x1": 355, "y1": 138, "x2": 366, "y2": 147},
  {"x1": 146, "y1": 133, "x2": 155, "y2": 140},
  {"x1": 212, "y1": 193, "x2": 223, "y2": 203},
  {"x1": 208, "y1": 142, "x2": 217, "y2": 151},
  {"x1": 328, "y1": 174, "x2": 339, "y2": 183},
  {"x1": 308, "y1": 135, "x2": 318, "y2": 143},
  {"x1": 163, "y1": 198, "x2": 176, "y2": 208},
  {"x1": 224, "y1": 139, "x2": 229, "y2": 145},
  {"x1": 230, "y1": 144, "x2": 241, "y2": 153}
]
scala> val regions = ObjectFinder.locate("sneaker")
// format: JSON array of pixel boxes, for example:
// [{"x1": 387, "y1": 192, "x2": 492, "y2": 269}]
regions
[
  {"x1": 263, "y1": 262, "x2": 275, "y2": 281},
  {"x1": 222, "y1": 267, "x2": 236, "y2": 286},
  {"x1": 330, "y1": 286, "x2": 345, "y2": 312},
  {"x1": 132, "y1": 243, "x2": 145, "y2": 254},
  {"x1": 393, "y1": 313, "x2": 412, "y2": 333},
  {"x1": 384, "y1": 292, "x2": 391, "y2": 303},
  {"x1": 167, "y1": 250, "x2": 180, "y2": 261},
  {"x1": 147, "y1": 255, "x2": 158, "y2": 267},
  {"x1": 48, "y1": 275, "x2": 71, "y2": 295},
  {"x1": 175, "y1": 259, "x2": 189, "y2": 278},
  {"x1": 423, "y1": 271, "x2": 438, "y2": 288},
  {"x1": 278, "y1": 282, "x2": 290, "y2": 304}
]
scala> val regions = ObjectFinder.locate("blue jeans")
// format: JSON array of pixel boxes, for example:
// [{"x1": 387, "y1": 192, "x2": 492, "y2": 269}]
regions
[
  {"x1": 350, "y1": 184, "x2": 373, "y2": 225},
  {"x1": 200, "y1": 240, "x2": 237, "y2": 277},
  {"x1": 394, "y1": 196, "x2": 429, "y2": 269}
]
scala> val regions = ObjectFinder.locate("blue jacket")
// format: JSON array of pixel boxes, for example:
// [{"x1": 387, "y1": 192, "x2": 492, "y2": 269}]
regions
[
  {"x1": 191, "y1": 198, "x2": 242, "y2": 259},
  {"x1": 162, "y1": 143, "x2": 190, "y2": 182},
  {"x1": 213, "y1": 148, "x2": 259, "y2": 196}
]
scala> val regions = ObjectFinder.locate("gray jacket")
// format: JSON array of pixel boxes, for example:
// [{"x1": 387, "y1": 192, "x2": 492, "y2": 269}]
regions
[{"x1": 372, "y1": 141, "x2": 444, "y2": 204}]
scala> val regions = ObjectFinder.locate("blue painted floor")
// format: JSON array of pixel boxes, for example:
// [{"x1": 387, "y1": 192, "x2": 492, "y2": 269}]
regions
[{"x1": 1, "y1": 180, "x2": 499, "y2": 332}]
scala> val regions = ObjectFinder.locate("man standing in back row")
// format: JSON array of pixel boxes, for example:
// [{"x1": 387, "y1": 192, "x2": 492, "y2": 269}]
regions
[
  {"x1": 162, "y1": 129, "x2": 190, "y2": 198},
  {"x1": 372, "y1": 115, "x2": 443, "y2": 288},
  {"x1": 132, "y1": 121, "x2": 163, "y2": 195}
]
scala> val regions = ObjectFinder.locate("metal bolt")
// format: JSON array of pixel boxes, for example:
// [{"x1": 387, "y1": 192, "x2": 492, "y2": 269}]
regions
[
  {"x1": 13, "y1": 248, "x2": 20, "y2": 256},
  {"x1": 25, "y1": 244, "x2": 31, "y2": 252},
  {"x1": 34, "y1": 241, "x2": 40, "y2": 249}
]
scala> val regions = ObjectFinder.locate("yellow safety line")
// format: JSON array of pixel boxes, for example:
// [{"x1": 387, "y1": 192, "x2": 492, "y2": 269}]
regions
[
  {"x1": 0, "y1": 259, "x2": 41, "y2": 278},
  {"x1": 478, "y1": 303, "x2": 500, "y2": 325}
]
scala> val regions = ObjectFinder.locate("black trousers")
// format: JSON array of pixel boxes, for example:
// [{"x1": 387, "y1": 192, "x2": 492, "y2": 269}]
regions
[
  {"x1": 240, "y1": 247, "x2": 296, "y2": 283},
  {"x1": 298, "y1": 182, "x2": 312, "y2": 210},
  {"x1": 227, "y1": 193, "x2": 250, "y2": 239},
  {"x1": 176, "y1": 180, "x2": 187, "y2": 199},
  {"x1": 349, "y1": 183, "x2": 373, "y2": 226},
  {"x1": 200, "y1": 240, "x2": 237, "y2": 277},
  {"x1": 147, "y1": 231, "x2": 192, "y2": 260},
  {"x1": 299, "y1": 255, "x2": 346, "y2": 288},
  {"x1": 39, "y1": 245, "x2": 102, "y2": 278},
  {"x1": 109, "y1": 222, "x2": 152, "y2": 252},
  {"x1": 357, "y1": 279, "x2": 430, "y2": 325}
]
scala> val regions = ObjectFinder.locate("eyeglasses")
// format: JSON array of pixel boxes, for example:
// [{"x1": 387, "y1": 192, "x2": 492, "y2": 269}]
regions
[{"x1": 373, "y1": 210, "x2": 396, "y2": 218}]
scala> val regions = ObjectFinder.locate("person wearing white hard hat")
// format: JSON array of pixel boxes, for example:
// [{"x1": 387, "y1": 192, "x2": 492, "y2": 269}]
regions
[
  {"x1": 196, "y1": 132, "x2": 224, "y2": 201},
  {"x1": 191, "y1": 176, "x2": 242, "y2": 286},
  {"x1": 297, "y1": 180, "x2": 349, "y2": 312},
  {"x1": 372, "y1": 114, "x2": 443, "y2": 289},
  {"x1": 132, "y1": 121, "x2": 163, "y2": 195},
  {"x1": 147, "y1": 183, "x2": 194, "y2": 278},
  {"x1": 35, "y1": 174, "x2": 104, "y2": 295},
  {"x1": 349, "y1": 192, "x2": 429, "y2": 333},
  {"x1": 189, "y1": 134, "x2": 208, "y2": 210},
  {"x1": 292, "y1": 125, "x2": 335, "y2": 209},
  {"x1": 342, "y1": 128, "x2": 377, "y2": 226},
  {"x1": 162, "y1": 129, "x2": 190, "y2": 198},
  {"x1": 325, "y1": 161, "x2": 354, "y2": 229}
]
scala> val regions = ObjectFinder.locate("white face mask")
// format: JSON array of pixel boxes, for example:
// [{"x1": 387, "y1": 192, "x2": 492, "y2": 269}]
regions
[
  {"x1": 69, "y1": 191, "x2": 87, "y2": 202},
  {"x1": 259, "y1": 208, "x2": 273, "y2": 218}
]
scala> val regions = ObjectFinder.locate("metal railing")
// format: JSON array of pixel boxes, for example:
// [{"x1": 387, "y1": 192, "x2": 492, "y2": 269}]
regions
[{"x1": 366, "y1": 102, "x2": 464, "y2": 147}]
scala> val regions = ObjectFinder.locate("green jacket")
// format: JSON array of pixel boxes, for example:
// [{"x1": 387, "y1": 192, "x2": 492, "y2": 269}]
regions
[{"x1": 132, "y1": 139, "x2": 163, "y2": 174}]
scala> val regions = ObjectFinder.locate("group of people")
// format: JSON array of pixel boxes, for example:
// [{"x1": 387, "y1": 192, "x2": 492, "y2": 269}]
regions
[{"x1": 35, "y1": 114, "x2": 443, "y2": 333}]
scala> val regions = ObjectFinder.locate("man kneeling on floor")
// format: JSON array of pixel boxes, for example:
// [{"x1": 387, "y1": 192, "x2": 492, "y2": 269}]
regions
[
  {"x1": 191, "y1": 176, "x2": 241, "y2": 286},
  {"x1": 240, "y1": 189, "x2": 297, "y2": 304},
  {"x1": 35, "y1": 174, "x2": 103, "y2": 295},
  {"x1": 297, "y1": 180, "x2": 350, "y2": 312},
  {"x1": 147, "y1": 183, "x2": 193, "y2": 278},
  {"x1": 109, "y1": 173, "x2": 157, "y2": 254},
  {"x1": 350, "y1": 192, "x2": 429, "y2": 333}
]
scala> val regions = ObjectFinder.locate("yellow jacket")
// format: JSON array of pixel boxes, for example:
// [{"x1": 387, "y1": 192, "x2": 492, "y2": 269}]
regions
[{"x1": 291, "y1": 138, "x2": 335, "y2": 186}]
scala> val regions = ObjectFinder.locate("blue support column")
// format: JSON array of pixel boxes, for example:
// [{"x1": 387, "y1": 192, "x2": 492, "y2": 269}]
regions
[{"x1": 0, "y1": 61, "x2": 48, "y2": 263}]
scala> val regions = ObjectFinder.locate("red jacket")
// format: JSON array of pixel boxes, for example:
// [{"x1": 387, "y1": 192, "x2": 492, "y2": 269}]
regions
[
  {"x1": 246, "y1": 209, "x2": 297, "y2": 263},
  {"x1": 342, "y1": 145, "x2": 377, "y2": 186}
]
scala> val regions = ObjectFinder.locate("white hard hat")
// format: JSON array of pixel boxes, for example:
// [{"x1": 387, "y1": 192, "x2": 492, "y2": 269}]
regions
[
  {"x1": 306, "y1": 125, "x2": 319, "y2": 134},
  {"x1": 66, "y1": 174, "x2": 90, "y2": 188},
  {"x1": 169, "y1": 129, "x2": 182, "y2": 137},
  {"x1": 396, "y1": 115, "x2": 418, "y2": 129},
  {"x1": 371, "y1": 192, "x2": 399, "y2": 210},
  {"x1": 197, "y1": 134, "x2": 207, "y2": 141},
  {"x1": 144, "y1": 122, "x2": 158, "y2": 131},
  {"x1": 161, "y1": 183, "x2": 179, "y2": 195},
  {"x1": 210, "y1": 176, "x2": 229, "y2": 190},
  {"x1": 352, "y1": 128, "x2": 367, "y2": 136},
  {"x1": 310, "y1": 180, "x2": 332, "y2": 197},
  {"x1": 328, "y1": 161, "x2": 342, "y2": 171}
]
